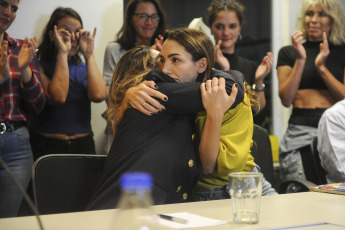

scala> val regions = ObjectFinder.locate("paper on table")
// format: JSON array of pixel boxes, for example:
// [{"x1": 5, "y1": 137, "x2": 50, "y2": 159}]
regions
[{"x1": 157, "y1": 212, "x2": 228, "y2": 229}]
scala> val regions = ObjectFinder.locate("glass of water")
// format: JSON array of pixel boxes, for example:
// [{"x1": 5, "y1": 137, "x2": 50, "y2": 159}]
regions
[{"x1": 229, "y1": 172, "x2": 263, "y2": 224}]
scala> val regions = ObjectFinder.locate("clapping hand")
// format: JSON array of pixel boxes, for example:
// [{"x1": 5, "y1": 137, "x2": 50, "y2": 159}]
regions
[
  {"x1": 18, "y1": 37, "x2": 37, "y2": 71},
  {"x1": 0, "y1": 41, "x2": 9, "y2": 84},
  {"x1": 18, "y1": 37, "x2": 38, "y2": 83},
  {"x1": 291, "y1": 30, "x2": 306, "y2": 60},
  {"x1": 152, "y1": 35, "x2": 163, "y2": 51},
  {"x1": 315, "y1": 32, "x2": 330, "y2": 68},
  {"x1": 255, "y1": 52, "x2": 273, "y2": 82},
  {"x1": 78, "y1": 28, "x2": 96, "y2": 60},
  {"x1": 214, "y1": 40, "x2": 230, "y2": 71}
]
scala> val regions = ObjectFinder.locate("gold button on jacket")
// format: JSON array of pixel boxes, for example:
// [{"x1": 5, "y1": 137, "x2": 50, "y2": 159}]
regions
[{"x1": 188, "y1": 159, "x2": 194, "y2": 167}]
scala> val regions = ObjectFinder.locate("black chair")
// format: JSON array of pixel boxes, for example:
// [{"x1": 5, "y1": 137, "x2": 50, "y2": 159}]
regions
[
  {"x1": 300, "y1": 137, "x2": 327, "y2": 185},
  {"x1": 32, "y1": 154, "x2": 106, "y2": 215},
  {"x1": 250, "y1": 124, "x2": 274, "y2": 185},
  {"x1": 278, "y1": 179, "x2": 316, "y2": 193},
  {"x1": 279, "y1": 137, "x2": 327, "y2": 193}
]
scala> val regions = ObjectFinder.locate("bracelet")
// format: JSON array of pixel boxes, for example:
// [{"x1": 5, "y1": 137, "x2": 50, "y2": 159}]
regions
[{"x1": 252, "y1": 83, "x2": 265, "y2": 92}]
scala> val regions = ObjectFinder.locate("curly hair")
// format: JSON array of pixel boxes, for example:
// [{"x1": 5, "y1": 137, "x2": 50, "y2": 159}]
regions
[
  {"x1": 244, "y1": 82, "x2": 260, "y2": 112},
  {"x1": 207, "y1": 0, "x2": 245, "y2": 27}
]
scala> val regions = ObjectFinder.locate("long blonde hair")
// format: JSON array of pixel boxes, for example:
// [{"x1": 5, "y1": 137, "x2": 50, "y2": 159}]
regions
[
  {"x1": 297, "y1": 0, "x2": 345, "y2": 45},
  {"x1": 106, "y1": 46, "x2": 157, "y2": 132}
]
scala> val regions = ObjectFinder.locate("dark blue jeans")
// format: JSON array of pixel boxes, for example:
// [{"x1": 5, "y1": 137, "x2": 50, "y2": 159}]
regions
[
  {"x1": 192, "y1": 166, "x2": 278, "y2": 201},
  {"x1": 0, "y1": 127, "x2": 33, "y2": 218}
]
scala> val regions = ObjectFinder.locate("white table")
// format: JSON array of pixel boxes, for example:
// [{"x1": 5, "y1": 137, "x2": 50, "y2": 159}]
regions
[{"x1": 0, "y1": 192, "x2": 345, "y2": 230}]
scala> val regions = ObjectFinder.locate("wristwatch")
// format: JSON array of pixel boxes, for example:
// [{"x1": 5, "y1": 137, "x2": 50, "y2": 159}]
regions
[{"x1": 252, "y1": 83, "x2": 265, "y2": 92}]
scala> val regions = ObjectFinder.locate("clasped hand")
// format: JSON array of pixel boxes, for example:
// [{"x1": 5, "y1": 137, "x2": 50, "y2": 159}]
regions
[{"x1": 201, "y1": 77, "x2": 238, "y2": 119}]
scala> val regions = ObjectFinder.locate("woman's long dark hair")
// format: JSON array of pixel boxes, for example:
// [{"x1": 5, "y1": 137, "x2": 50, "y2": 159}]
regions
[
  {"x1": 116, "y1": 0, "x2": 167, "y2": 50},
  {"x1": 37, "y1": 7, "x2": 83, "y2": 63}
]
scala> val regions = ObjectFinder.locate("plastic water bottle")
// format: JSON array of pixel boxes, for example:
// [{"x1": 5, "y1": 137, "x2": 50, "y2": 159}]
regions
[{"x1": 109, "y1": 172, "x2": 161, "y2": 230}]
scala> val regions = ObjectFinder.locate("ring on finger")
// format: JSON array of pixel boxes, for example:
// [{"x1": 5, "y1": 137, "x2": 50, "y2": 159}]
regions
[
  {"x1": 211, "y1": 83, "x2": 218, "y2": 86},
  {"x1": 143, "y1": 102, "x2": 147, "y2": 106}
]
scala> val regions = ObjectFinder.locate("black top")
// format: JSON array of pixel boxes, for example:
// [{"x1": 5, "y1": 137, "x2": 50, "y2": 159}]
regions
[
  {"x1": 217, "y1": 53, "x2": 267, "y2": 124},
  {"x1": 277, "y1": 40, "x2": 345, "y2": 90},
  {"x1": 219, "y1": 53, "x2": 259, "y2": 86},
  {"x1": 86, "y1": 69, "x2": 245, "y2": 210}
]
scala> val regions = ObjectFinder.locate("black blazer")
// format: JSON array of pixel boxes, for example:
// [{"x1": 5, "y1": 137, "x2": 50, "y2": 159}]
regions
[{"x1": 86, "y1": 69, "x2": 245, "y2": 210}]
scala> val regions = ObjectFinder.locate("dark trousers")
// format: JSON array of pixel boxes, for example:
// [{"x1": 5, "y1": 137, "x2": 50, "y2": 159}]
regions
[{"x1": 29, "y1": 132, "x2": 96, "y2": 160}]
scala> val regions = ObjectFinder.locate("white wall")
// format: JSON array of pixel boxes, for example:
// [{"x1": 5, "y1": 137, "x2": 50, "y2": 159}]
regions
[
  {"x1": 8, "y1": 0, "x2": 123, "y2": 154},
  {"x1": 271, "y1": 0, "x2": 302, "y2": 141}
]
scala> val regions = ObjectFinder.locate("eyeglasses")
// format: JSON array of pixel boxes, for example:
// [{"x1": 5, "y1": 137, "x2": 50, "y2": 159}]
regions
[{"x1": 134, "y1": 13, "x2": 160, "y2": 23}]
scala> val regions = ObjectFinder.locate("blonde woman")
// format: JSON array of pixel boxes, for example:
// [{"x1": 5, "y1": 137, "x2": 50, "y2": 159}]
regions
[{"x1": 277, "y1": 0, "x2": 345, "y2": 180}]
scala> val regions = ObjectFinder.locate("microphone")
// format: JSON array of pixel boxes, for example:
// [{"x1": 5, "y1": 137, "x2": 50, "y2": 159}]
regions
[{"x1": 0, "y1": 157, "x2": 44, "y2": 230}]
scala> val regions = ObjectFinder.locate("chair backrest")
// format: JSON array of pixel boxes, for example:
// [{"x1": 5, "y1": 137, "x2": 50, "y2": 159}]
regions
[
  {"x1": 32, "y1": 154, "x2": 106, "y2": 215},
  {"x1": 278, "y1": 179, "x2": 316, "y2": 194},
  {"x1": 251, "y1": 124, "x2": 274, "y2": 184},
  {"x1": 279, "y1": 137, "x2": 327, "y2": 194},
  {"x1": 299, "y1": 137, "x2": 327, "y2": 185}
]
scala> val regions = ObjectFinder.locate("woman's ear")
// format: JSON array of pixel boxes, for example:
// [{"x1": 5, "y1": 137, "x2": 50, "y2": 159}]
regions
[{"x1": 196, "y1": 57, "x2": 208, "y2": 74}]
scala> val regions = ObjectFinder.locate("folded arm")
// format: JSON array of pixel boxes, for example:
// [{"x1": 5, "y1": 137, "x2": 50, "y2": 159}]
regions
[{"x1": 199, "y1": 78, "x2": 238, "y2": 174}]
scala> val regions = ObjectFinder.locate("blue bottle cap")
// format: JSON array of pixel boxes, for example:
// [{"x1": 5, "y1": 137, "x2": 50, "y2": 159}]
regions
[{"x1": 120, "y1": 172, "x2": 153, "y2": 191}]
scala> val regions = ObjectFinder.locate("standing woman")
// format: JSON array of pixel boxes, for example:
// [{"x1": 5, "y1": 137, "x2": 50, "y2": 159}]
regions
[
  {"x1": 207, "y1": 0, "x2": 273, "y2": 114},
  {"x1": 30, "y1": 7, "x2": 108, "y2": 159},
  {"x1": 102, "y1": 0, "x2": 167, "y2": 153},
  {"x1": 277, "y1": 0, "x2": 345, "y2": 180},
  {"x1": 0, "y1": 0, "x2": 46, "y2": 218}
]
